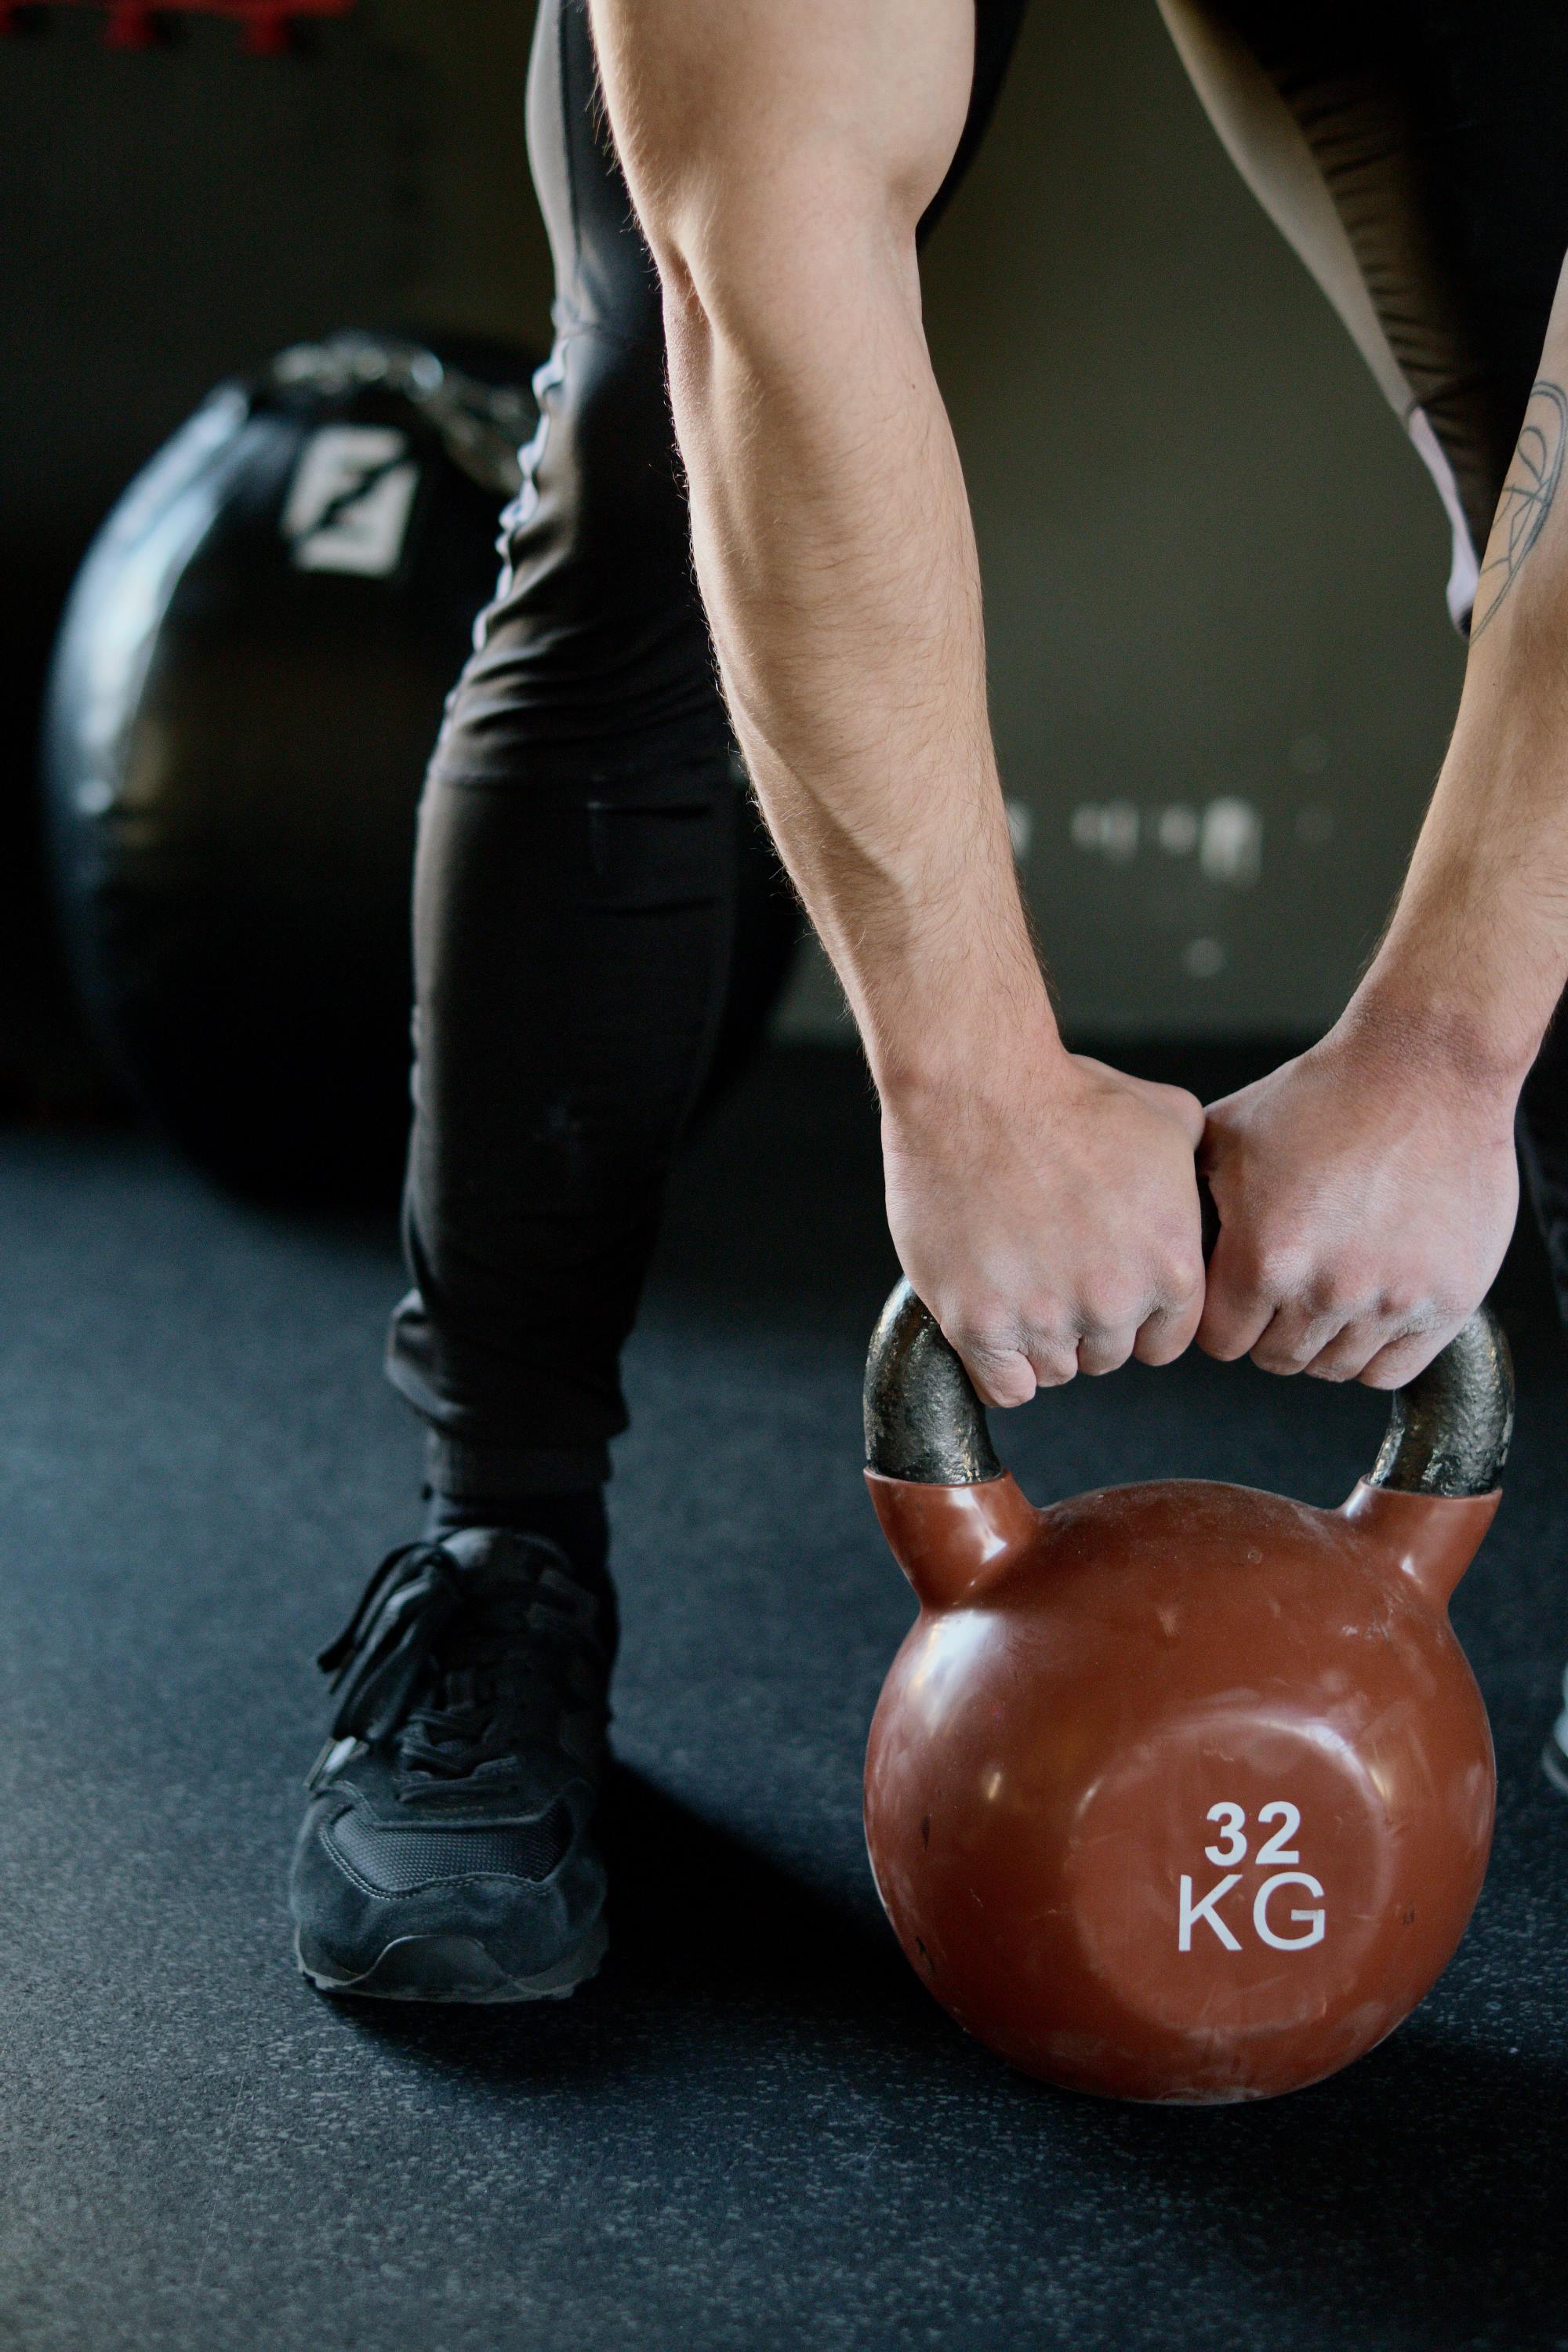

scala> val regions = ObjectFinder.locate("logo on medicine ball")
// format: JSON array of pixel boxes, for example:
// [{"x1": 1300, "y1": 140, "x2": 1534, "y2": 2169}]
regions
[
  {"x1": 281, "y1": 424, "x2": 420, "y2": 577},
  {"x1": 1178, "y1": 1800, "x2": 1326, "y2": 1953}
]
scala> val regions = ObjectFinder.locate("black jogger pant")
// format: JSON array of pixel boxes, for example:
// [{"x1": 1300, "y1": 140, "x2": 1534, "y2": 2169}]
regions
[{"x1": 388, "y1": 0, "x2": 1568, "y2": 1498}]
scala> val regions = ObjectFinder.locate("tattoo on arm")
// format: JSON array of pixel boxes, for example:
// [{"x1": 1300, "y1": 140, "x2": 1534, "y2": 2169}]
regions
[{"x1": 1470, "y1": 379, "x2": 1568, "y2": 639}]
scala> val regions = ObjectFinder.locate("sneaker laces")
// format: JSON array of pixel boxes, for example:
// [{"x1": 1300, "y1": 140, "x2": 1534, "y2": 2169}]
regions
[{"x1": 317, "y1": 1537, "x2": 606, "y2": 1793}]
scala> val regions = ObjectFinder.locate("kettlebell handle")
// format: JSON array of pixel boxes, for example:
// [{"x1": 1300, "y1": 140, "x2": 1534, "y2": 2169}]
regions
[{"x1": 863, "y1": 1280, "x2": 1514, "y2": 1499}]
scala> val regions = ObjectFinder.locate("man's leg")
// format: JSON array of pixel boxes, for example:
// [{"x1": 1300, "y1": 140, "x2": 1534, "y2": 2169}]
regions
[
  {"x1": 291, "y1": 0, "x2": 1029, "y2": 2002},
  {"x1": 390, "y1": 0, "x2": 1028, "y2": 1525},
  {"x1": 291, "y1": 0, "x2": 746, "y2": 2003},
  {"x1": 387, "y1": 0, "x2": 742, "y2": 1525}
]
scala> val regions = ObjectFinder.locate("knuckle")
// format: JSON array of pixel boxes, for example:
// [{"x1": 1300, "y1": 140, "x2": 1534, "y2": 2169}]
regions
[
  {"x1": 1253, "y1": 1341, "x2": 1308, "y2": 1374},
  {"x1": 1363, "y1": 1330, "x2": 1446, "y2": 1388},
  {"x1": 1160, "y1": 1250, "x2": 1204, "y2": 1301},
  {"x1": 948, "y1": 1324, "x2": 1039, "y2": 1410},
  {"x1": 1251, "y1": 1243, "x2": 1306, "y2": 1300},
  {"x1": 1298, "y1": 1289, "x2": 1351, "y2": 1332},
  {"x1": 1135, "y1": 1329, "x2": 1185, "y2": 1367},
  {"x1": 1025, "y1": 1333, "x2": 1078, "y2": 1380},
  {"x1": 1083, "y1": 1285, "x2": 1141, "y2": 1336},
  {"x1": 1317, "y1": 1261, "x2": 1371, "y2": 1312},
  {"x1": 1270, "y1": 1328, "x2": 1317, "y2": 1361},
  {"x1": 1019, "y1": 1300, "x2": 1074, "y2": 1348},
  {"x1": 947, "y1": 1308, "x2": 1014, "y2": 1367},
  {"x1": 1377, "y1": 1286, "x2": 1435, "y2": 1329}
]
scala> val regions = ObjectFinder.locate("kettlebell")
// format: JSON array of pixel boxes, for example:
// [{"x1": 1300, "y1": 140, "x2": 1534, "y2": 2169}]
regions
[{"x1": 862, "y1": 1280, "x2": 1513, "y2": 2104}]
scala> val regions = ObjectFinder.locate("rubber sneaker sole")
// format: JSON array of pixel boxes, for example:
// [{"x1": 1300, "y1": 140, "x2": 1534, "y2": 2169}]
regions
[{"x1": 295, "y1": 1914, "x2": 608, "y2": 2004}]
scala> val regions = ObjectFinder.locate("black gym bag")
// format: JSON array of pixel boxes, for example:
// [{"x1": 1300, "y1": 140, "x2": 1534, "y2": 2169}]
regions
[{"x1": 42, "y1": 330, "x2": 537, "y2": 1202}]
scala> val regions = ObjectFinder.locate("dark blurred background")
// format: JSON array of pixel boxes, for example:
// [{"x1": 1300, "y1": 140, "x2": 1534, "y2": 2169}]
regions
[
  {"x1": 0, "y1": 0, "x2": 552, "y2": 1120},
  {"x1": 0, "y1": 0, "x2": 1466, "y2": 1142}
]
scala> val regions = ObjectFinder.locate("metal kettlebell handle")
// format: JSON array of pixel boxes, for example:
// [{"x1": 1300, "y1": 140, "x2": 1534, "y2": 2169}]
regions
[{"x1": 863, "y1": 1279, "x2": 1515, "y2": 1499}]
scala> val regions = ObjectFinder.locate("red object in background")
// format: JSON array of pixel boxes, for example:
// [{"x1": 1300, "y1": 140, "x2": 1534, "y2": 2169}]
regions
[{"x1": 0, "y1": 0, "x2": 354, "y2": 54}]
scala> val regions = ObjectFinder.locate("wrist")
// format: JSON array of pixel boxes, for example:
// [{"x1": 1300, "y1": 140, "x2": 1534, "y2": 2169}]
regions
[
  {"x1": 871, "y1": 985, "x2": 1067, "y2": 1122},
  {"x1": 1359, "y1": 732, "x2": 1568, "y2": 1088},
  {"x1": 1331, "y1": 981, "x2": 1534, "y2": 1108}
]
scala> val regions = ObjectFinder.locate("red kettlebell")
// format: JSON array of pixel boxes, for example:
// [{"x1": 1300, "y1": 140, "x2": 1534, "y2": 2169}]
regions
[{"x1": 862, "y1": 1281, "x2": 1512, "y2": 2104}]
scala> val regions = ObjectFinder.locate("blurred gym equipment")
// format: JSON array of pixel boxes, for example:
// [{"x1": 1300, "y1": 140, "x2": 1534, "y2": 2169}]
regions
[{"x1": 43, "y1": 331, "x2": 536, "y2": 1200}]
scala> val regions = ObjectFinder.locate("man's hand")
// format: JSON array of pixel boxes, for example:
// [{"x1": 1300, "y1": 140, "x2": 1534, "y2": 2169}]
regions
[
  {"x1": 884, "y1": 1047, "x2": 1207, "y2": 1404},
  {"x1": 1197, "y1": 1021, "x2": 1519, "y2": 1388}
]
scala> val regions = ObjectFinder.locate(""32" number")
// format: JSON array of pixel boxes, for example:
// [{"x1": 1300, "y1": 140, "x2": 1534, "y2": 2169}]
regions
[{"x1": 1203, "y1": 1799, "x2": 1300, "y2": 1869}]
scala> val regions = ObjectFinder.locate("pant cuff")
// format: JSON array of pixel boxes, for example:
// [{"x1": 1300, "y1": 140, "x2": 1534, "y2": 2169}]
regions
[{"x1": 424, "y1": 1431, "x2": 612, "y2": 1500}]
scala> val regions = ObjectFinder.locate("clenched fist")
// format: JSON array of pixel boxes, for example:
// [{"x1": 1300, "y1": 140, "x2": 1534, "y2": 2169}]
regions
[
  {"x1": 883, "y1": 1047, "x2": 1207, "y2": 1405},
  {"x1": 1198, "y1": 1024, "x2": 1519, "y2": 1388}
]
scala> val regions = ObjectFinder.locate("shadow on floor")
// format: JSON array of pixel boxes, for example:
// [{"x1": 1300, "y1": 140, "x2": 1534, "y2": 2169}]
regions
[{"x1": 329, "y1": 1768, "x2": 1568, "y2": 2350}]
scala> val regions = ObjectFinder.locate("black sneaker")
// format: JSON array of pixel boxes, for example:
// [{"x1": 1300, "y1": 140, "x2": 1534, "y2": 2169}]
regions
[{"x1": 290, "y1": 1527, "x2": 615, "y2": 2002}]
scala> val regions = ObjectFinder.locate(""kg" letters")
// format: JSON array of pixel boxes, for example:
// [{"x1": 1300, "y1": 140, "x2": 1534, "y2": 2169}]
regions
[{"x1": 1177, "y1": 1800, "x2": 1326, "y2": 1952}]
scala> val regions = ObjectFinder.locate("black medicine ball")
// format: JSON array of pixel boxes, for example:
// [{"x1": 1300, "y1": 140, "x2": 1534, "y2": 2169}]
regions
[{"x1": 42, "y1": 332, "x2": 538, "y2": 1201}]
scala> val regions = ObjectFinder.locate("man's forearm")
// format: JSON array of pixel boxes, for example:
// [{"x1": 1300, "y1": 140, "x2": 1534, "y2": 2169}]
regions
[
  {"x1": 1350, "y1": 265, "x2": 1568, "y2": 1084},
  {"x1": 589, "y1": 0, "x2": 1054, "y2": 1101},
  {"x1": 664, "y1": 245, "x2": 1053, "y2": 1097},
  {"x1": 1194, "y1": 262, "x2": 1568, "y2": 1388}
]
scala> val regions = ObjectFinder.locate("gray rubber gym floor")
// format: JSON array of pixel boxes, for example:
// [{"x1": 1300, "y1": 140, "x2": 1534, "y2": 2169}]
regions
[{"x1": 1, "y1": 1044, "x2": 1564, "y2": 2352}]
